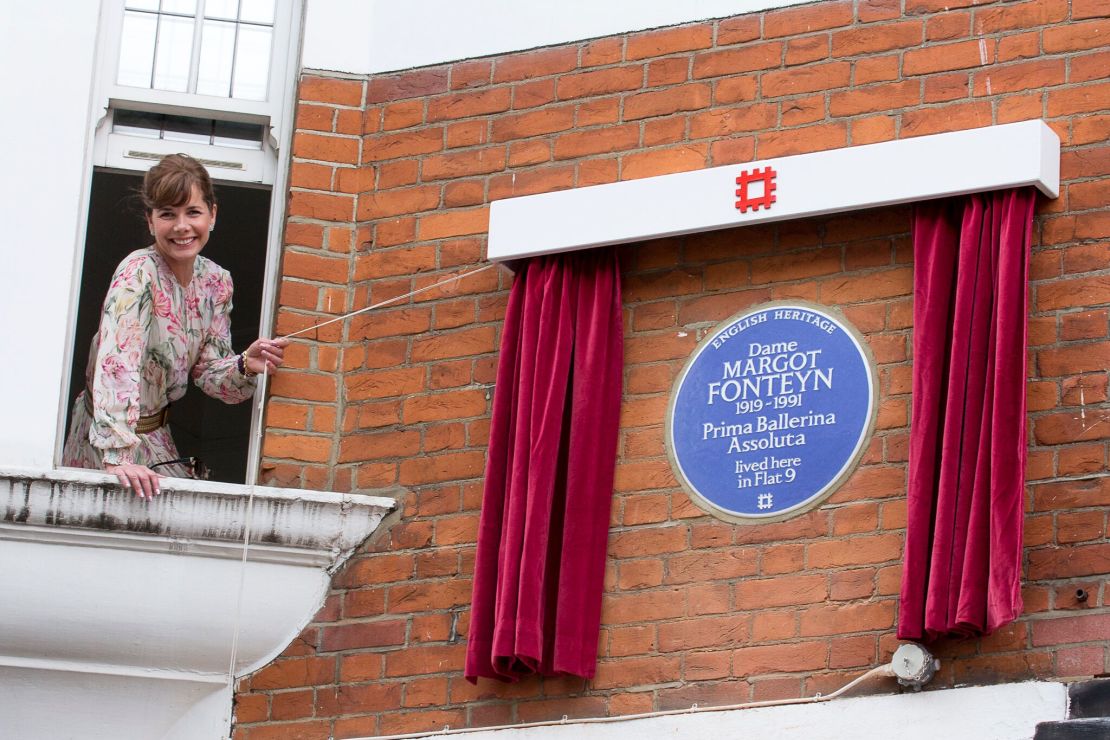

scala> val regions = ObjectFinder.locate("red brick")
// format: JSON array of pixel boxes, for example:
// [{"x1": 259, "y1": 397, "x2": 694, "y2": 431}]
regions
[
  {"x1": 717, "y1": 16, "x2": 760, "y2": 45},
  {"x1": 583, "y1": 37, "x2": 624, "y2": 67},
  {"x1": 1033, "y1": 612, "x2": 1110, "y2": 646},
  {"x1": 1044, "y1": 18, "x2": 1107, "y2": 53},
  {"x1": 251, "y1": 657, "x2": 335, "y2": 690},
  {"x1": 553, "y1": 124, "x2": 640, "y2": 159},
  {"x1": 627, "y1": 24, "x2": 713, "y2": 61},
  {"x1": 764, "y1": 1, "x2": 853, "y2": 38},
  {"x1": 764, "y1": 62, "x2": 851, "y2": 97},
  {"x1": 451, "y1": 59, "x2": 492, "y2": 90},
  {"x1": 300, "y1": 76, "x2": 363, "y2": 106},
  {"x1": 363, "y1": 128, "x2": 444, "y2": 162},
  {"x1": 975, "y1": 0, "x2": 1069, "y2": 33},
  {"x1": 557, "y1": 66, "x2": 644, "y2": 99},
  {"x1": 735, "y1": 574, "x2": 828, "y2": 609},
  {"x1": 357, "y1": 185, "x2": 440, "y2": 220},
  {"x1": 647, "y1": 57, "x2": 691, "y2": 86},
  {"x1": 830, "y1": 80, "x2": 920, "y2": 116},
  {"x1": 621, "y1": 144, "x2": 709, "y2": 180},
  {"x1": 428, "y1": 87, "x2": 511, "y2": 122},
  {"x1": 733, "y1": 641, "x2": 829, "y2": 675},
  {"x1": 690, "y1": 103, "x2": 777, "y2": 139},
  {"x1": 402, "y1": 389, "x2": 488, "y2": 423},
  {"x1": 491, "y1": 105, "x2": 576, "y2": 141},
  {"x1": 625, "y1": 83, "x2": 711, "y2": 120},
  {"x1": 904, "y1": 40, "x2": 994, "y2": 76},
  {"x1": 381, "y1": 100, "x2": 424, "y2": 131},
  {"x1": 367, "y1": 68, "x2": 449, "y2": 104},
  {"x1": 1048, "y1": 81, "x2": 1110, "y2": 116},
  {"x1": 973, "y1": 59, "x2": 1066, "y2": 96},
  {"x1": 494, "y1": 47, "x2": 579, "y2": 84},
  {"x1": 399, "y1": 451, "x2": 485, "y2": 485},
  {"x1": 832, "y1": 21, "x2": 921, "y2": 57},
  {"x1": 800, "y1": 601, "x2": 896, "y2": 636},
  {"x1": 320, "y1": 620, "x2": 407, "y2": 651},
  {"x1": 693, "y1": 43, "x2": 782, "y2": 78},
  {"x1": 758, "y1": 122, "x2": 847, "y2": 158},
  {"x1": 418, "y1": 208, "x2": 490, "y2": 239},
  {"x1": 288, "y1": 191, "x2": 354, "y2": 221},
  {"x1": 659, "y1": 614, "x2": 748, "y2": 651}
]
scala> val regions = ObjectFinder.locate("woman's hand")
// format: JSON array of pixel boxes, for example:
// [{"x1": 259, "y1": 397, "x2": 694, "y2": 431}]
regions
[
  {"x1": 243, "y1": 337, "x2": 289, "y2": 375},
  {"x1": 105, "y1": 463, "x2": 163, "y2": 500}
]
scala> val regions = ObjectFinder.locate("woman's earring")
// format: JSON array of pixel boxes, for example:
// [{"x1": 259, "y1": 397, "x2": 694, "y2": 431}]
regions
[{"x1": 209, "y1": 224, "x2": 215, "y2": 232}]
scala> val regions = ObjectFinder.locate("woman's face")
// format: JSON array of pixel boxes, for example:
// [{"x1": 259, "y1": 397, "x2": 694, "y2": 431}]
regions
[{"x1": 146, "y1": 184, "x2": 217, "y2": 273}]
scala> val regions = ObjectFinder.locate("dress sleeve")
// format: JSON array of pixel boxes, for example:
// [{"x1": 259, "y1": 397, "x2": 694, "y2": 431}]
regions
[
  {"x1": 89, "y1": 258, "x2": 153, "y2": 465},
  {"x1": 192, "y1": 269, "x2": 257, "y2": 403}
]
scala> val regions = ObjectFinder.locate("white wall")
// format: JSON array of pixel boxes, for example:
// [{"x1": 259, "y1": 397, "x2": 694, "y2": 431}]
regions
[
  {"x1": 303, "y1": 0, "x2": 812, "y2": 75},
  {"x1": 0, "y1": 3, "x2": 102, "y2": 469}
]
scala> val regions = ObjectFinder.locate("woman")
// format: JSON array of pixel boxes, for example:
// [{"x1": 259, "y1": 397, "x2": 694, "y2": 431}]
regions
[{"x1": 63, "y1": 154, "x2": 287, "y2": 499}]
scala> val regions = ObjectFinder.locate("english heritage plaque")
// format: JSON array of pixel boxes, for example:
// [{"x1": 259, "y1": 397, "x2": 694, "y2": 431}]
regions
[{"x1": 665, "y1": 301, "x2": 877, "y2": 524}]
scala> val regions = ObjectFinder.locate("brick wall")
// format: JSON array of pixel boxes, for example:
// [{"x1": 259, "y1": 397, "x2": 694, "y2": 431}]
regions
[{"x1": 235, "y1": 0, "x2": 1110, "y2": 736}]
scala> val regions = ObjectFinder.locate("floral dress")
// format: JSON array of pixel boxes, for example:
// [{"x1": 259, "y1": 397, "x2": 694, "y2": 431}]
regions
[{"x1": 62, "y1": 248, "x2": 257, "y2": 475}]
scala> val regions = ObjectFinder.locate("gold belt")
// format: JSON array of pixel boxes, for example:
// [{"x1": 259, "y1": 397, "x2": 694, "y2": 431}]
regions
[{"x1": 84, "y1": 390, "x2": 170, "y2": 434}]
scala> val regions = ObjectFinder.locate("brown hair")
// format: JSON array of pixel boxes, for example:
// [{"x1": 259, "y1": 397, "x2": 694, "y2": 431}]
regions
[{"x1": 141, "y1": 154, "x2": 217, "y2": 211}]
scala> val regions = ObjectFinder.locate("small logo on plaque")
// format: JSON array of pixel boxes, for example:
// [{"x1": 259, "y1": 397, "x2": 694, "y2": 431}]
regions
[
  {"x1": 666, "y1": 301, "x2": 877, "y2": 523},
  {"x1": 735, "y1": 166, "x2": 777, "y2": 213}
]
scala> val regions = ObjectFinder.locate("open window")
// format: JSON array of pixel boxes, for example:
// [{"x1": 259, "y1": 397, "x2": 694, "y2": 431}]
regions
[{"x1": 59, "y1": 0, "x2": 301, "y2": 482}]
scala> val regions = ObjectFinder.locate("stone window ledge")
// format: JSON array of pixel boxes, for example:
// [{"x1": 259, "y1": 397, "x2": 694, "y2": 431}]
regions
[{"x1": 0, "y1": 465, "x2": 396, "y2": 740}]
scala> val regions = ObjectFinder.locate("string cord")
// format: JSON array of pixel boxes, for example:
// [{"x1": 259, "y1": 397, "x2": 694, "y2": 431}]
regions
[
  {"x1": 280, "y1": 263, "x2": 496, "y2": 340},
  {"x1": 223, "y1": 262, "x2": 495, "y2": 698}
]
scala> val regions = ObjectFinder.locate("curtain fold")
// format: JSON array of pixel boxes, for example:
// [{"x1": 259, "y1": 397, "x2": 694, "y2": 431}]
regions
[
  {"x1": 465, "y1": 248, "x2": 623, "y2": 682},
  {"x1": 898, "y1": 187, "x2": 1036, "y2": 641}
]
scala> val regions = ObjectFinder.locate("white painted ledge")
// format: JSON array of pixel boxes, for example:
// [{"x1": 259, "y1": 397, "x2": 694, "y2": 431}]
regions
[
  {"x1": 488, "y1": 120, "x2": 1060, "y2": 262},
  {"x1": 370, "y1": 681, "x2": 1067, "y2": 740},
  {"x1": 0, "y1": 467, "x2": 396, "y2": 740}
]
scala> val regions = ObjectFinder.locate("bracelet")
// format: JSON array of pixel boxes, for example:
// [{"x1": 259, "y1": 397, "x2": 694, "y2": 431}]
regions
[{"x1": 237, "y1": 353, "x2": 257, "y2": 378}]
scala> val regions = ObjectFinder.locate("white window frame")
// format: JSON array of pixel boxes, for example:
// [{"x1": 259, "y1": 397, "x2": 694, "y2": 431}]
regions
[
  {"x1": 91, "y1": 0, "x2": 299, "y2": 184},
  {"x1": 56, "y1": 0, "x2": 304, "y2": 482}
]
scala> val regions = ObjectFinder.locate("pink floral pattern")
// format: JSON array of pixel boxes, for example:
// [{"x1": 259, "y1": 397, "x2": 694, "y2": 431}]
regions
[{"x1": 63, "y1": 248, "x2": 256, "y2": 471}]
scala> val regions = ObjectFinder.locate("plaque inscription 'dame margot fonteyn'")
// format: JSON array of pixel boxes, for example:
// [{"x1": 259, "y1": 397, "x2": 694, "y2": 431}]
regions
[{"x1": 665, "y1": 301, "x2": 878, "y2": 524}]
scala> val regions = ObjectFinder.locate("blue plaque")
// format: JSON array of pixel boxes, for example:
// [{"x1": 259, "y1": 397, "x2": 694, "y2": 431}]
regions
[{"x1": 665, "y1": 301, "x2": 877, "y2": 523}]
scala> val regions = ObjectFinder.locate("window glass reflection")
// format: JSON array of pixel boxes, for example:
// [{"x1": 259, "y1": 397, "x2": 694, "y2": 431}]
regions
[
  {"x1": 238, "y1": 0, "x2": 275, "y2": 24},
  {"x1": 117, "y1": 11, "x2": 157, "y2": 88},
  {"x1": 196, "y1": 19, "x2": 236, "y2": 97},
  {"x1": 160, "y1": 0, "x2": 198, "y2": 15},
  {"x1": 152, "y1": 14, "x2": 194, "y2": 92},
  {"x1": 205, "y1": 0, "x2": 239, "y2": 20},
  {"x1": 232, "y1": 24, "x2": 272, "y2": 101}
]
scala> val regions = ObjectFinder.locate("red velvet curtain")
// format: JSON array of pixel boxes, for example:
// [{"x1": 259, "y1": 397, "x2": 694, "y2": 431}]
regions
[
  {"x1": 465, "y1": 248, "x2": 623, "y2": 682},
  {"x1": 898, "y1": 187, "x2": 1037, "y2": 641}
]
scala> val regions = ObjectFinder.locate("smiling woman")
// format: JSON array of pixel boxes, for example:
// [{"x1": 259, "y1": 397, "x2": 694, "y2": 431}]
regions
[{"x1": 61, "y1": 154, "x2": 287, "y2": 499}]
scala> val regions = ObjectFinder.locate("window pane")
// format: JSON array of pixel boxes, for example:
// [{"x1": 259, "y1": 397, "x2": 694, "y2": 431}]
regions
[
  {"x1": 238, "y1": 0, "x2": 275, "y2": 24},
  {"x1": 113, "y1": 109, "x2": 164, "y2": 137},
  {"x1": 117, "y1": 11, "x2": 157, "y2": 88},
  {"x1": 196, "y1": 19, "x2": 236, "y2": 97},
  {"x1": 160, "y1": 0, "x2": 197, "y2": 14},
  {"x1": 231, "y1": 24, "x2": 271, "y2": 101},
  {"x1": 125, "y1": 0, "x2": 159, "y2": 10},
  {"x1": 152, "y1": 14, "x2": 195, "y2": 92},
  {"x1": 213, "y1": 120, "x2": 265, "y2": 149},
  {"x1": 204, "y1": 0, "x2": 238, "y2": 20},
  {"x1": 164, "y1": 114, "x2": 212, "y2": 144}
]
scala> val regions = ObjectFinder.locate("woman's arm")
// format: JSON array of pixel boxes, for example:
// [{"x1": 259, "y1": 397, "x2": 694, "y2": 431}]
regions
[
  {"x1": 89, "y1": 257, "x2": 163, "y2": 499},
  {"x1": 192, "y1": 269, "x2": 287, "y2": 401}
]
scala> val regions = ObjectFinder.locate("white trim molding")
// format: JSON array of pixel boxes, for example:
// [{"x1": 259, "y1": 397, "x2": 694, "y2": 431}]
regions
[
  {"x1": 0, "y1": 467, "x2": 396, "y2": 740},
  {"x1": 364, "y1": 681, "x2": 1067, "y2": 740},
  {"x1": 488, "y1": 120, "x2": 1060, "y2": 262}
]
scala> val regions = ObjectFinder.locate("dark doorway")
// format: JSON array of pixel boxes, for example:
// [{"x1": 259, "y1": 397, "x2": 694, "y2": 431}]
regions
[{"x1": 65, "y1": 168, "x2": 272, "y2": 484}]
